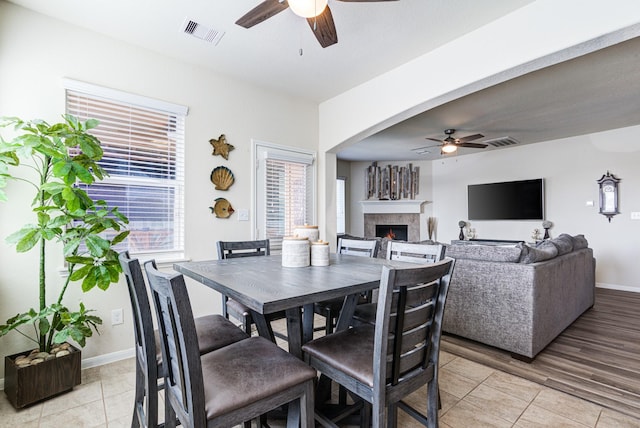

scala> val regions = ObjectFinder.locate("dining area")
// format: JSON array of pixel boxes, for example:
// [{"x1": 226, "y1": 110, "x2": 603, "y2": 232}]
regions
[{"x1": 120, "y1": 237, "x2": 455, "y2": 428}]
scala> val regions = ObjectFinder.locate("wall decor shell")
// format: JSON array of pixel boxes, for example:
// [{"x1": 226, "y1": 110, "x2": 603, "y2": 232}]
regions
[
  {"x1": 210, "y1": 166, "x2": 235, "y2": 190},
  {"x1": 209, "y1": 198, "x2": 235, "y2": 218},
  {"x1": 209, "y1": 134, "x2": 235, "y2": 160}
]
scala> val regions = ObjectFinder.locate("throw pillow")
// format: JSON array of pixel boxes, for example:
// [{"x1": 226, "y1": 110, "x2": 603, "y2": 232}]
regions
[
  {"x1": 520, "y1": 240, "x2": 558, "y2": 263},
  {"x1": 549, "y1": 233, "x2": 574, "y2": 255},
  {"x1": 572, "y1": 234, "x2": 589, "y2": 249},
  {"x1": 445, "y1": 244, "x2": 522, "y2": 263}
]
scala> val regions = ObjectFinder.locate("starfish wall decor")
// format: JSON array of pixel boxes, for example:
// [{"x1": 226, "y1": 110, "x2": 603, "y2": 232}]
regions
[{"x1": 209, "y1": 134, "x2": 235, "y2": 160}]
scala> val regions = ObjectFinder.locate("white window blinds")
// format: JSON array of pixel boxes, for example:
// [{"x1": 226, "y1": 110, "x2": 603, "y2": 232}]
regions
[
  {"x1": 64, "y1": 79, "x2": 187, "y2": 257},
  {"x1": 255, "y1": 143, "x2": 315, "y2": 250}
]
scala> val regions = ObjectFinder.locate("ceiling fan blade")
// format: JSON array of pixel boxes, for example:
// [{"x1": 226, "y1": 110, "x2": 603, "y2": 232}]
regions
[
  {"x1": 307, "y1": 5, "x2": 338, "y2": 48},
  {"x1": 457, "y1": 142, "x2": 488, "y2": 149},
  {"x1": 457, "y1": 133, "x2": 484, "y2": 143},
  {"x1": 236, "y1": 0, "x2": 289, "y2": 28},
  {"x1": 425, "y1": 137, "x2": 444, "y2": 143}
]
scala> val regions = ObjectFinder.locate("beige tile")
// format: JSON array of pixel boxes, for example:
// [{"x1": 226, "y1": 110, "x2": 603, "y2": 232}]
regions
[
  {"x1": 441, "y1": 399, "x2": 513, "y2": 428},
  {"x1": 103, "y1": 387, "x2": 135, "y2": 422},
  {"x1": 0, "y1": 397, "x2": 42, "y2": 426},
  {"x1": 107, "y1": 414, "x2": 134, "y2": 428},
  {"x1": 443, "y1": 357, "x2": 495, "y2": 383},
  {"x1": 596, "y1": 408, "x2": 640, "y2": 428},
  {"x1": 40, "y1": 380, "x2": 103, "y2": 416},
  {"x1": 98, "y1": 357, "x2": 135, "y2": 378},
  {"x1": 439, "y1": 367, "x2": 482, "y2": 399},
  {"x1": 439, "y1": 350, "x2": 457, "y2": 366},
  {"x1": 515, "y1": 404, "x2": 590, "y2": 428},
  {"x1": 39, "y1": 398, "x2": 106, "y2": 428},
  {"x1": 483, "y1": 370, "x2": 543, "y2": 403},
  {"x1": 532, "y1": 388, "x2": 602, "y2": 427},
  {"x1": 465, "y1": 383, "x2": 530, "y2": 423},
  {"x1": 100, "y1": 371, "x2": 137, "y2": 398}
]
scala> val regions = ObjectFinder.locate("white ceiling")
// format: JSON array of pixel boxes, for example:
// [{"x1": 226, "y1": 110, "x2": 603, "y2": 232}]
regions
[
  {"x1": 8, "y1": 0, "x2": 640, "y2": 162},
  {"x1": 7, "y1": 0, "x2": 533, "y2": 102}
]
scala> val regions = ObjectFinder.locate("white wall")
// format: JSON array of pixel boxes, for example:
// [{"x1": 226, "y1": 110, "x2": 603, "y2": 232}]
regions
[
  {"x1": 346, "y1": 125, "x2": 640, "y2": 291},
  {"x1": 0, "y1": 2, "x2": 318, "y2": 378}
]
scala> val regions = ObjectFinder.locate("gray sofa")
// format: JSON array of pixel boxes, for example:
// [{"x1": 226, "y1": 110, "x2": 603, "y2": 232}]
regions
[{"x1": 442, "y1": 234, "x2": 596, "y2": 360}]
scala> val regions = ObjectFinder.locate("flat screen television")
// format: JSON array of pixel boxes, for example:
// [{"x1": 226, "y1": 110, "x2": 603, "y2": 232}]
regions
[{"x1": 467, "y1": 178, "x2": 544, "y2": 220}]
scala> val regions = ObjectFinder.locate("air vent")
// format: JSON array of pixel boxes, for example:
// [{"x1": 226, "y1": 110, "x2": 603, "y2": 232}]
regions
[
  {"x1": 181, "y1": 18, "x2": 225, "y2": 45},
  {"x1": 482, "y1": 136, "x2": 520, "y2": 147}
]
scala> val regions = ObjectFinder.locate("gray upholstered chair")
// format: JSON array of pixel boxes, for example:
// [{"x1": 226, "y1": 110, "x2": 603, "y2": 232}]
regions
[
  {"x1": 216, "y1": 239, "x2": 287, "y2": 341},
  {"x1": 352, "y1": 241, "x2": 444, "y2": 326},
  {"x1": 313, "y1": 237, "x2": 380, "y2": 335},
  {"x1": 303, "y1": 258, "x2": 455, "y2": 428},
  {"x1": 144, "y1": 259, "x2": 316, "y2": 428},
  {"x1": 118, "y1": 252, "x2": 249, "y2": 428}
]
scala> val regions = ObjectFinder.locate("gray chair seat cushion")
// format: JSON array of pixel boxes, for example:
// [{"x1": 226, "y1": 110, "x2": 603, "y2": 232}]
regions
[
  {"x1": 302, "y1": 325, "x2": 375, "y2": 387},
  {"x1": 352, "y1": 303, "x2": 376, "y2": 325},
  {"x1": 195, "y1": 314, "x2": 251, "y2": 354},
  {"x1": 201, "y1": 336, "x2": 317, "y2": 418},
  {"x1": 155, "y1": 314, "x2": 249, "y2": 365}
]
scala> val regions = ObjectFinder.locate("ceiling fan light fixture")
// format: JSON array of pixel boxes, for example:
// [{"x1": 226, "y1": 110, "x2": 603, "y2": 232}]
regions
[
  {"x1": 288, "y1": 0, "x2": 328, "y2": 18},
  {"x1": 441, "y1": 143, "x2": 458, "y2": 154}
]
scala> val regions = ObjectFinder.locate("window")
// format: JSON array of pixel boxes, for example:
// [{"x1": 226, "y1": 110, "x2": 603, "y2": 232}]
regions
[
  {"x1": 64, "y1": 79, "x2": 187, "y2": 257},
  {"x1": 255, "y1": 142, "x2": 315, "y2": 250},
  {"x1": 336, "y1": 177, "x2": 346, "y2": 235}
]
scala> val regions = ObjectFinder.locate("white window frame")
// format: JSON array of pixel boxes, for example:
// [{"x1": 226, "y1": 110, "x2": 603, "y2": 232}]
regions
[
  {"x1": 253, "y1": 140, "x2": 316, "y2": 251},
  {"x1": 336, "y1": 176, "x2": 346, "y2": 235},
  {"x1": 63, "y1": 78, "x2": 188, "y2": 261}
]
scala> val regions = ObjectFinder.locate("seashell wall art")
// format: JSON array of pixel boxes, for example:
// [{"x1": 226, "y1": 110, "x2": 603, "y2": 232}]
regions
[{"x1": 210, "y1": 166, "x2": 235, "y2": 190}]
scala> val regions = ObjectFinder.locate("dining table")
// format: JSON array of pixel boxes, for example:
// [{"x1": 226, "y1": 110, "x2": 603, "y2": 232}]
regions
[{"x1": 174, "y1": 252, "x2": 413, "y2": 358}]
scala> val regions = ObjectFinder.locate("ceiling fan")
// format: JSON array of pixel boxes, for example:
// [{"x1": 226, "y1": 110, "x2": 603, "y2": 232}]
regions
[
  {"x1": 419, "y1": 129, "x2": 487, "y2": 154},
  {"x1": 235, "y1": 0, "x2": 398, "y2": 48}
]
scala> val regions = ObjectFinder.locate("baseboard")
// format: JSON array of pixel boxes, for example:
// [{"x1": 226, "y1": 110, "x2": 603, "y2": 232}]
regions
[
  {"x1": 0, "y1": 347, "x2": 135, "y2": 391},
  {"x1": 596, "y1": 282, "x2": 640, "y2": 293}
]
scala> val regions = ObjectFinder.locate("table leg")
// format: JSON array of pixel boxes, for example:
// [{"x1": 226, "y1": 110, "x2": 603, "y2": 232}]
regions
[
  {"x1": 285, "y1": 307, "x2": 303, "y2": 359},
  {"x1": 302, "y1": 303, "x2": 315, "y2": 344},
  {"x1": 250, "y1": 311, "x2": 276, "y2": 343}
]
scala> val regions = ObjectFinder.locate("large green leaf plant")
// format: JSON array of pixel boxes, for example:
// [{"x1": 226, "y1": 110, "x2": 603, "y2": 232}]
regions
[{"x1": 0, "y1": 115, "x2": 129, "y2": 353}]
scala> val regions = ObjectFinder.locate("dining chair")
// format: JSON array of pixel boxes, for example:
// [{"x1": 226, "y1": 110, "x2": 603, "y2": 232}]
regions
[
  {"x1": 313, "y1": 237, "x2": 380, "y2": 334},
  {"x1": 352, "y1": 241, "x2": 444, "y2": 326},
  {"x1": 143, "y1": 259, "x2": 317, "y2": 428},
  {"x1": 118, "y1": 251, "x2": 249, "y2": 428},
  {"x1": 303, "y1": 257, "x2": 455, "y2": 428},
  {"x1": 216, "y1": 239, "x2": 287, "y2": 341}
]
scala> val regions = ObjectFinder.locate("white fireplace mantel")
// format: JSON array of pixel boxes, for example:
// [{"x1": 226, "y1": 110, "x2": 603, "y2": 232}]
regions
[{"x1": 360, "y1": 200, "x2": 428, "y2": 214}]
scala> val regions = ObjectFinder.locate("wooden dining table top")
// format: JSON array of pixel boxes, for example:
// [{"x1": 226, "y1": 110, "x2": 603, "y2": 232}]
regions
[
  {"x1": 174, "y1": 253, "x2": 413, "y2": 358},
  {"x1": 174, "y1": 253, "x2": 408, "y2": 315}
]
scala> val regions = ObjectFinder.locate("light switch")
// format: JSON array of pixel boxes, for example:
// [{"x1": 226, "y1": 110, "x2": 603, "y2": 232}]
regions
[
  {"x1": 238, "y1": 209, "x2": 249, "y2": 221},
  {"x1": 586, "y1": 200, "x2": 594, "y2": 207},
  {"x1": 631, "y1": 212, "x2": 640, "y2": 220}
]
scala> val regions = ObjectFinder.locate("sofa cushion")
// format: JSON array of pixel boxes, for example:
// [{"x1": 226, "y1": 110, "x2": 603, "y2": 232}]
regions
[
  {"x1": 445, "y1": 244, "x2": 522, "y2": 263},
  {"x1": 549, "y1": 234, "x2": 574, "y2": 255},
  {"x1": 520, "y1": 240, "x2": 558, "y2": 263},
  {"x1": 571, "y1": 234, "x2": 589, "y2": 249}
]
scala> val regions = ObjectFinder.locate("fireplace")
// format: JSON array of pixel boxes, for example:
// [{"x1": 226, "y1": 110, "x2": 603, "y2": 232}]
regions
[{"x1": 375, "y1": 224, "x2": 408, "y2": 241}]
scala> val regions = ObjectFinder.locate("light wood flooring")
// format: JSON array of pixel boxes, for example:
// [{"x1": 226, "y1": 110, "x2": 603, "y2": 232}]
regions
[{"x1": 441, "y1": 287, "x2": 640, "y2": 421}]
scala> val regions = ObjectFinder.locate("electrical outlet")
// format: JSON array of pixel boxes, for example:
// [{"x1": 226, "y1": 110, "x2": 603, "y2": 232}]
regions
[
  {"x1": 111, "y1": 308, "x2": 124, "y2": 325},
  {"x1": 631, "y1": 212, "x2": 640, "y2": 220}
]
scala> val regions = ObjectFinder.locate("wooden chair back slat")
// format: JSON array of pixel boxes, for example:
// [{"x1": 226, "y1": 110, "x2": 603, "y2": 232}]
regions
[
  {"x1": 338, "y1": 238, "x2": 379, "y2": 258},
  {"x1": 387, "y1": 242, "x2": 444, "y2": 264}
]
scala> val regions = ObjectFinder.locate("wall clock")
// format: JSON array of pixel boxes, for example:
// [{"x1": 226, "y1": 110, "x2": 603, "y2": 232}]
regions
[{"x1": 596, "y1": 171, "x2": 620, "y2": 222}]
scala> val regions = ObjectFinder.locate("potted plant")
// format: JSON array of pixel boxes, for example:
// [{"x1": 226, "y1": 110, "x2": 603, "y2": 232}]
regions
[{"x1": 0, "y1": 115, "x2": 129, "y2": 407}]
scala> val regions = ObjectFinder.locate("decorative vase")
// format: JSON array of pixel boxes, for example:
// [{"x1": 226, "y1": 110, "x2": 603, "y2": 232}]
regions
[
  {"x1": 4, "y1": 343, "x2": 81, "y2": 408},
  {"x1": 459, "y1": 227, "x2": 465, "y2": 240},
  {"x1": 543, "y1": 227, "x2": 550, "y2": 240}
]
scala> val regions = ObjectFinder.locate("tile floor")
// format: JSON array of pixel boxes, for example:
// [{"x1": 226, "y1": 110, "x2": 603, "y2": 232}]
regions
[{"x1": 2, "y1": 324, "x2": 640, "y2": 427}]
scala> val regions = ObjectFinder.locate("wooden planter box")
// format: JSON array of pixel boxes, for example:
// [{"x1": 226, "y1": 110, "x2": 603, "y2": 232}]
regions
[{"x1": 4, "y1": 344, "x2": 81, "y2": 408}]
